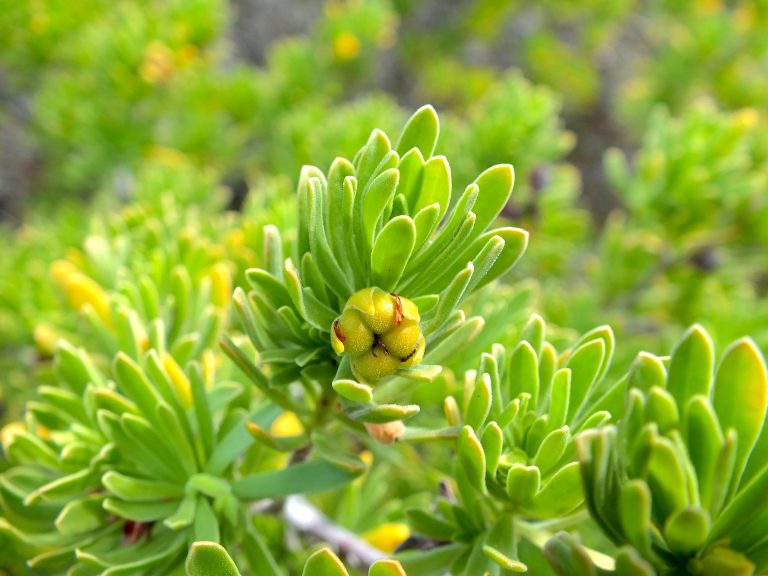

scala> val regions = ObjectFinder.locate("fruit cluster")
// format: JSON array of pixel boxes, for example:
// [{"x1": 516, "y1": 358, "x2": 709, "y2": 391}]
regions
[{"x1": 331, "y1": 287, "x2": 425, "y2": 383}]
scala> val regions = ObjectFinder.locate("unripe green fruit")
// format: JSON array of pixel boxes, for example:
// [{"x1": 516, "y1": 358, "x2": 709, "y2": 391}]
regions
[
  {"x1": 400, "y1": 334, "x2": 426, "y2": 368},
  {"x1": 401, "y1": 297, "x2": 420, "y2": 322},
  {"x1": 380, "y1": 319, "x2": 421, "y2": 359},
  {"x1": 333, "y1": 287, "x2": 426, "y2": 383},
  {"x1": 352, "y1": 343, "x2": 400, "y2": 383},
  {"x1": 346, "y1": 287, "x2": 398, "y2": 334},
  {"x1": 331, "y1": 309, "x2": 375, "y2": 355}
]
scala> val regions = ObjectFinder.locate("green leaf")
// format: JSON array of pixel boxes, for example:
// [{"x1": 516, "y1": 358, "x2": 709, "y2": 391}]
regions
[
  {"x1": 412, "y1": 203, "x2": 441, "y2": 252},
  {"x1": 543, "y1": 532, "x2": 597, "y2": 576},
  {"x1": 342, "y1": 177, "x2": 367, "y2": 287},
  {"x1": 506, "y1": 465, "x2": 540, "y2": 504},
  {"x1": 405, "y1": 184, "x2": 478, "y2": 276},
  {"x1": 362, "y1": 168, "x2": 400, "y2": 248},
  {"x1": 565, "y1": 339, "x2": 605, "y2": 424},
  {"x1": 187, "y1": 474, "x2": 232, "y2": 499},
  {"x1": 371, "y1": 216, "x2": 416, "y2": 291},
  {"x1": 406, "y1": 508, "x2": 457, "y2": 540},
  {"x1": 302, "y1": 547, "x2": 350, "y2": 576},
  {"x1": 55, "y1": 495, "x2": 107, "y2": 536},
  {"x1": 113, "y1": 352, "x2": 163, "y2": 424},
  {"x1": 102, "y1": 471, "x2": 184, "y2": 503},
  {"x1": 165, "y1": 495, "x2": 197, "y2": 530},
  {"x1": 296, "y1": 166, "x2": 326, "y2": 259},
  {"x1": 474, "y1": 228, "x2": 528, "y2": 290},
  {"x1": 619, "y1": 480, "x2": 654, "y2": 559},
  {"x1": 204, "y1": 409, "x2": 253, "y2": 476},
  {"x1": 397, "y1": 364, "x2": 442, "y2": 382},
  {"x1": 120, "y1": 413, "x2": 190, "y2": 481},
  {"x1": 186, "y1": 541, "x2": 242, "y2": 576},
  {"x1": 507, "y1": 340, "x2": 540, "y2": 409},
  {"x1": 667, "y1": 325, "x2": 714, "y2": 419},
  {"x1": 696, "y1": 546, "x2": 755, "y2": 576},
  {"x1": 519, "y1": 313, "x2": 546, "y2": 356},
  {"x1": 481, "y1": 422, "x2": 504, "y2": 477},
  {"x1": 527, "y1": 462, "x2": 582, "y2": 517},
  {"x1": 103, "y1": 498, "x2": 179, "y2": 523},
  {"x1": 302, "y1": 287, "x2": 340, "y2": 330},
  {"x1": 709, "y1": 429, "x2": 738, "y2": 517},
  {"x1": 345, "y1": 403, "x2": 420, "y2": 423},
  {"x1": 613, "y1": 547, "x2": 656, "y2": 576},
  {"x1": 425, "y1": 264, "x2": 474, "y2": 333},
  {"x1": 232, "y1": 459, "x2": 360, "y2": 500},
  {"x1": 396, "y1": 544, "x2": 464, "y2": 576},
  {"x1": 80, "y1": 531, "x2": 186, "y2": 575},
  {"x1": 533, "y1": 426, "x2": 570, "y2": 476},
  {"x1": 414, "y1": 156, "x2": 451, "y2": 217},
  {"x1": 189, "y1": 362, "x2": 215, "y2": 460},
  {"x1": 98, "y1": 411, "x2": 180, "y2": 484},
  {"x1": 645, "y1": 386, "x2": 679, "y2": 434},
  {"x1": 263, "y1": 224, "x2": 285, "y2": 280},
  {"x1": 327, "y1": 157, "x2": 356, "y2": 266},
  {"x1": 369, "y1": 559, "x2": 407, "y2": 576},
  {"x1": 395, "y1": 104, "x2": 439, "y2": 159},
  {"x1": 483, "y1": 515, "x2": 526, "y2": 572},
  {"x1": 686, "y1": 396, "x2": 723, "y2": 507},
  {"x1": 55, "y1": 341, "x2": 104, "y2": 394},
  {"x1": 246, "y1": 269, "x2": 293, "y2": 310},
  {"x1": 397, "y1": 147, "x2": 426, "y2": 209},
  {"x1": 647, "y1": 436, "x2": 690, "y2": 521},
  {"x1": 708, "y1": 451, "x2": 768, "y2": 546},
  {"x1": 333, "y1": 379, "x2": 374, "y2": 403},
  {"x1": 465, "y1": 373, "x2": 492, "y2": 430},
  {"x1": 24, "y1": 468, "x2": 94, "y2": 505},
  {"x1": 308, "y1": 178, "x2": 353, "y2": 299},
  {"x1": 458, "y1": 425, "x2": 487, "y2": 494},
  {"x1": 548, "y1": 369, "x2": 571, "y2": 430},
  {"x1": 575, "y1": 326, "x2": 614, "y2": 387},
  {"x1": 243, "y1": 523, "x2": 283, "y2": 576},
  {"x1": 712, "y1": 338, "x2": 768, "y2": 494},
  {"x1": 194, "y1": 497, "x2": 220, "y2": 542},
  {"x1": 472, "y1": 164, "x2": 515, "y2": 233},
  {"x1": 664, "y1": 506, "x2": 710, "y2": 556}
]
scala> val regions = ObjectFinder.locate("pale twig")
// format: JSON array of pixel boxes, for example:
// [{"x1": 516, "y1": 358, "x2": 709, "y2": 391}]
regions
[{"x1": 283, "y1": 495, "x2": 385, "y2": 568}]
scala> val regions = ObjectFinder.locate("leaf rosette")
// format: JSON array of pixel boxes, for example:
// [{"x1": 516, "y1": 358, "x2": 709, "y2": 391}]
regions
[
  {"x1": 549, "y1": 325, "x2": 768, "y2": 575},
  {"x1": 226, "y1": 106, "x2": 529, "y2": 426}
]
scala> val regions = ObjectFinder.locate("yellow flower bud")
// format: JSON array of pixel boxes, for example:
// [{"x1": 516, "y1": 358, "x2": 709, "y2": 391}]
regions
[
  {"x1": 208, "y1": 262, "x2": 232, "y2": 309},
  {"x1": 333, "y1": 32, "x2": 361, "y2": 61},
  {"x1": 162, "y1": 352, "x2": 192, "y2": 409},
  {"x1": 363, "y1": 522, "x2": 410, "y2": 553},
  {"x1": 0, "y1": 422, "x2": 25, "y2": 452},
  {"x1": 270, "y1": 411, "x2": 304, "y2": 437},
  {"x1": 33, "y1": 324, "x2": 60, "y2": 358},
  {"x1": 62, "y1": 272, "x2": 112, "y2": 326}
]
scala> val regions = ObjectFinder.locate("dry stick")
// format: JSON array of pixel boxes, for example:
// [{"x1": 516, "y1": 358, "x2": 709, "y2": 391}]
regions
[{"x1": 283, "y1": 495, "x2": 386, "y2": 568}]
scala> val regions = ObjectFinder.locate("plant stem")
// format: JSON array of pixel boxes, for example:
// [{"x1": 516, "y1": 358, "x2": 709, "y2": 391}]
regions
[{"x1": 283, "y1": 495, "x2": 386, "y2": 568}]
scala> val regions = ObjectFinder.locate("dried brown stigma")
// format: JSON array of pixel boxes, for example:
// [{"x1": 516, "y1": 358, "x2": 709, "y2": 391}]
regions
[
  {"x1": 333, "y1": 319, "x2": 346, "y2": 342},
  {"x1": 391, "y1": 292, "x2": 404, "y2": 326},
  {"x1": 400, "y1": 344, "x2": 419, "y2": 363}
]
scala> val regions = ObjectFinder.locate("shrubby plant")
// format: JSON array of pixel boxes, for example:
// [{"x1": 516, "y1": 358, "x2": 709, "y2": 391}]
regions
[{"x1": 2, "y1": 105, "x2": 766, "y2": 576}]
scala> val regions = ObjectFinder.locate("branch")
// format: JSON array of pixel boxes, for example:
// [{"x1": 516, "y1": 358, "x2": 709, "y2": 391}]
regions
[{"x1": 283, "y1": 495, "x2": 386, "y2": 569}]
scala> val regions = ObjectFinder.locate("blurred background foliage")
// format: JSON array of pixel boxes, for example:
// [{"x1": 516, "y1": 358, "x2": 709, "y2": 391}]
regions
[{"x1": 1, "y1": 0, "x2": 767, "y2": 571}]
